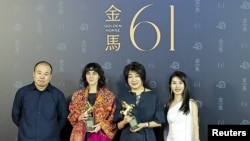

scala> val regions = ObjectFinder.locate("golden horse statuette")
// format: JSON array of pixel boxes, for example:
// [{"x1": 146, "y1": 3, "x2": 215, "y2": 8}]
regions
[
  {"x1": 120, "y1": 101, "x2": 138, "y2": 130},
  {"x1": 86, "y1": 101, "x2": 94, "y2": 132},
  {"x1": 120, "y1": 101, "x2": 135, "y2": 116}
]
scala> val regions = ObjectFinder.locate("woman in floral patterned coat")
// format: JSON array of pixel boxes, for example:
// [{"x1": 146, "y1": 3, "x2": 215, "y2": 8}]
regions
[{"x1": 67, "y1": 62, "x2": 117, "y2": 141}]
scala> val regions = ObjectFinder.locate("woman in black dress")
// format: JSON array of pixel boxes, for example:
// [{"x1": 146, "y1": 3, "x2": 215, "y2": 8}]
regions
[{"x1": 114, "y1": 61, "x2": 166, "y2": 141}]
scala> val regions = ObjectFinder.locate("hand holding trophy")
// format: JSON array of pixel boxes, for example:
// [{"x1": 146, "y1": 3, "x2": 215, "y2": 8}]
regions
[
  {"x1": 120, "y1": 101, "x2": 138, "y2": 130},
  {"x1": 85, "y1": 101, "x2": 94, "y2": 132}
]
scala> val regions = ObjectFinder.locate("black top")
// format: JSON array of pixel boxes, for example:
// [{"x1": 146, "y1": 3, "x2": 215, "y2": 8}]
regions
[{"x1": 88, "y1": 93, "x2": 96, "y2": 105}]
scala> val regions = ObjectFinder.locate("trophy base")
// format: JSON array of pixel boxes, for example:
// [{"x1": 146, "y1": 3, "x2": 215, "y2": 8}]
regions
[
  {"x1": 86, "y1": 117, "x2": 94, "y2": 132},
  {"x1": 129, "y1": 116, "x2": 139, "y2": 130}
]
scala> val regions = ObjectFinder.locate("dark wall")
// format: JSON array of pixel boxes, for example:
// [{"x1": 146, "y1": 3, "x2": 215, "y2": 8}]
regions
[{"x1": 0, "y1": 1, "x2": 249, "y2": 141}]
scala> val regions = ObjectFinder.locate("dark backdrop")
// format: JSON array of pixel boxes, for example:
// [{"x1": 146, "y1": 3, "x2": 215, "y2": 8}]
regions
[{"x1": 1, "y1": 1, "x2": 249, "y2": 141}]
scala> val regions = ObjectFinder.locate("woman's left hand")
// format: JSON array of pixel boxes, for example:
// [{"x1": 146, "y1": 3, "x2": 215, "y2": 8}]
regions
[
  {"x1": 130, "y1": 123, "x2": 146, "y2": 132},
  {"x1": 89, "y1": 124, "x2": 101, "y2": 133}
]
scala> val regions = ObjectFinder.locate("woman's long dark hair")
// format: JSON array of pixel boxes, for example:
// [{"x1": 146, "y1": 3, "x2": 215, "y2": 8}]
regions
[{"x1": 165, "y1": 71, "x2": 191, "y2": 116}]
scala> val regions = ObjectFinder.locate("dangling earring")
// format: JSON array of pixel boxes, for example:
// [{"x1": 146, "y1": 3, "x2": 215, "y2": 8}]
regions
[{"x1": 169, "y1": 90, "x2": 173, "y2": 97}]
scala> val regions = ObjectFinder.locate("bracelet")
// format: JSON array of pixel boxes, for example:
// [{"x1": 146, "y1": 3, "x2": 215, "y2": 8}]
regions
[{"x1": 145, "y1": 122, "x2": 149, "y2": 128}]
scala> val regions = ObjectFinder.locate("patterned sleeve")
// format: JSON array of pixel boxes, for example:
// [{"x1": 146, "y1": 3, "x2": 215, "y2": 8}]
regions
[
  {"x1": 67, "y1": 91, "x2": 82, "y2": 126},
  {"x1": 95, "y1": 88, "x2": 117, "y2": 139}
]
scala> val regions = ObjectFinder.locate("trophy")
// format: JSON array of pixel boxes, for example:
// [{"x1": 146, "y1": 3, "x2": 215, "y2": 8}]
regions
[
  {"x1": 120, "y1": 101, "x2": 138, "y2": 130},
  {"x1": 85, "y1": 101, "x2": 94, "y2": 132}
]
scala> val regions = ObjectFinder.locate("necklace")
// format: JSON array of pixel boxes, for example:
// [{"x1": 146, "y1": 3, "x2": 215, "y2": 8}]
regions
[{"x1": 135, "y1": 88, "x2": 145, "y2": 105}]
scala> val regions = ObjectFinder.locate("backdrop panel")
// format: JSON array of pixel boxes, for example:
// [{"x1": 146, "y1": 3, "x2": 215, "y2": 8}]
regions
[{"x1": 0, "y1": 0, "x2": 249, "y2": 141}]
